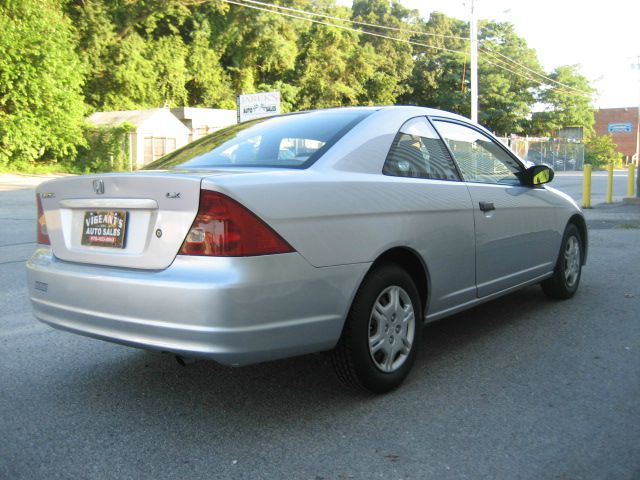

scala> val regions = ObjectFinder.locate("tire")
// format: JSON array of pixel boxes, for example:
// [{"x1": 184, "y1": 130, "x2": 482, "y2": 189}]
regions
[
  {"x1": 541, "y1": 223, "x2": 583, "y2": 299},
  {"x1": 331, "y1": 263, "x2": 423, "y2": 394}
]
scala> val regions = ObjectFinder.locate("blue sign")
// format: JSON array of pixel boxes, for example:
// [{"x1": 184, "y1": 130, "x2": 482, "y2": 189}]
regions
[{"x1": 608, "y1": 122, "x2": 633, "y2": 133}]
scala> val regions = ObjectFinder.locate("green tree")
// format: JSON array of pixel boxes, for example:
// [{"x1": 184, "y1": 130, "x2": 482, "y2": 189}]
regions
[
  {"x1": 351, "y1": 0, "x2": 415, "y2": 104},
  {"x1": 295, "y1": 21, "x2": 374, "y2": 109},
  {"x1": 398, "y1": 13, "x2": 470, "y2": 115},
  {"x1": 215, "y1": 0, "x2": 307, "y2": 95},
  {"x1": 400, "y1": 16, "x2": 546, "y2": 135},
  {"x1": 530, "y1": 65, "x2": 595, "y2": 136},
  {"x1": 0, "y1": 0, "x2": 86, "y2": 168},
  {"x1": 477, "y1": 21, "x2": 543, "y2": 134},
  {"x1": 149, "y1": 35, "x2": 189, "y2": 107},
  {"x1": 185, "y1": 18, "x2": 235, "y2": 108},
  {"x1": 98, "y1": 34, "x2": 162, "y2": 109},
  {"x1": 67, "y1": 0, "x2": 229, "y2": 110}
]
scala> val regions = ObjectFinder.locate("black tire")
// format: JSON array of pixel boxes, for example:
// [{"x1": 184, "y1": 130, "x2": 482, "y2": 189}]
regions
[
  {"x1": 541, "y1": 223, "x2": 583, "y2": 299},
  {"x1": 331, "y1": 263, "x2": 423, "y2": 394}
]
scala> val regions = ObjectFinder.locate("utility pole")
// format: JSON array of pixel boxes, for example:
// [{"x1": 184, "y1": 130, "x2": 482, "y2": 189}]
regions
[{"x1": 470, "y1": 0, "x2": 478, "y2": 123}]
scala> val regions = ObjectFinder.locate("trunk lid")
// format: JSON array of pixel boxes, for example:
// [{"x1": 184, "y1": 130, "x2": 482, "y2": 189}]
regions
[{"x1": 37, "y1": 171, "x2": 228, "y2": 269}]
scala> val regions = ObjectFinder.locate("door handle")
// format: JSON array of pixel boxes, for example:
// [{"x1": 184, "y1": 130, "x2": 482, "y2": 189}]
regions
[{"x1": 479, "y1": 201, "x2": 495, "y2": 212}]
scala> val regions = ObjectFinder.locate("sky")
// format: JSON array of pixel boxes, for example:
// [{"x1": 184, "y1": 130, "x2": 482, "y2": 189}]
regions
[{"x1": 350, "y1": 0, "x2": 640, "y2": 109}]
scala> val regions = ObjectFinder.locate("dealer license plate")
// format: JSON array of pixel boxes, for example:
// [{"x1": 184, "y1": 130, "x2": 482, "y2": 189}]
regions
[{"x1": 81, "y1": 210, "x2": 128, "y2": 248}]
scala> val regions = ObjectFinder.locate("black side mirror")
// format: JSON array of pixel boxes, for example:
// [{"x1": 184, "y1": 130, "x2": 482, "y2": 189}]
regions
[{"x1": 524, "y1": 165, "x2": 554, "y2": 186}]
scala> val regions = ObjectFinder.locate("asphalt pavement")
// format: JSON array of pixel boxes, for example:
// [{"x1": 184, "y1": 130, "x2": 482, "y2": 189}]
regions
[{"x1": 1, "y1": 172, "x2": 639, "y2": 479}]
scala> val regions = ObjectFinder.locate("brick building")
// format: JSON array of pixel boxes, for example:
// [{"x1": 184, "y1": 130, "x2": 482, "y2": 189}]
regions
[{"x1": 594, "y1": 107, "x2": 640, "y2": 160}]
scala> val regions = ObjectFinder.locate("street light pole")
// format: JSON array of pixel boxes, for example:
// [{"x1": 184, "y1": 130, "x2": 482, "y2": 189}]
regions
[{"x1": 470, "y1": 0, "x2": 478, "y2": 123}]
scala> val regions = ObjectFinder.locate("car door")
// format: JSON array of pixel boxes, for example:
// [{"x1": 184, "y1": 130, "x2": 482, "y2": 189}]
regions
[
  {"x1": 431, "y1": 118, "x2": 559, "y2": 298},
  {"x1": 382, "y1": 116, "x2": 477, "y2": 316}
]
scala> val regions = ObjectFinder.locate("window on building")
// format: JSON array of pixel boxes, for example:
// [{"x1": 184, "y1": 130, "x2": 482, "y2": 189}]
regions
[{"x1": 143, "y1": 137, "x2": 178, "y2": 164}]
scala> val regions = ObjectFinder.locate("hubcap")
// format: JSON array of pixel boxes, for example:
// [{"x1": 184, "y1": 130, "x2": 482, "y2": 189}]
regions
[
  {"x1": 368, "y1": 285, "x2": 415, "y2": 373},
  {"x1": 563, "y1": 235, "x2": 581, "y2": 288}
]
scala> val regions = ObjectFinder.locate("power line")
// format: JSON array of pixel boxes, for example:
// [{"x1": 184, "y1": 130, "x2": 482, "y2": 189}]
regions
[
  {"x1": 483, "y1": 59, "x2": 568, "y2": 95},
  {"x1": 478, "y1": 47, "x2": 590, "y2": 97},
  {"x1": 236, "y1": 0, "x2": 470, "y2": 42},
  {"x1": 482, "y1": 58, "x2": 586, "y2": 97},
  {"x1": 223, "y1": 0, "x2": 466, "y2": 55},
  {"x1": 231, "y1": 0, "x2": 592, "y2": 96},
  {"x1": 479, "y1": 46, "x2": 591, "y2": 96},
  {"x1": 222, "y1": 0, "x2": 591, "y2": 97}
]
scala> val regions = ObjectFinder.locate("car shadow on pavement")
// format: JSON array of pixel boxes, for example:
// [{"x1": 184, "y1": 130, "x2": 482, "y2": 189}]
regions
[{"x1": 66, "y1": 285, "x2": 552, "y2": 426}]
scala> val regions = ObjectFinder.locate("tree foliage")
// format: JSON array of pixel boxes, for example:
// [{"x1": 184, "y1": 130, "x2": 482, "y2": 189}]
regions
[
  {"x1": 584, "y1": 134, "x2": 623, "y2": 169},
  {"x1": 0, "y1": 0, "x2": 597, "y2": 171},
  {"x1": 530, "y1": 65, "x2": 595, "y2": 136},
  {"x1": 477, "y1": 21, "x2": 543, "y2": 135},
  {"x1": 398, "y1": 13, "x2": 470, "y2": 116},
  {"x1": 0, "y1": 0, "x2": 86, "y2": 168},
  {"x1": 78, "y1": 122, "x2": 135, "y2": 173}
]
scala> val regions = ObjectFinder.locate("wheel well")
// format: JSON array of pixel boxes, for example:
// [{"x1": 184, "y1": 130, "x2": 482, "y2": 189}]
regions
[
  {"x1": 569, "y1": 214, "x2": 588, "y2": 264},
  {"x1": 370, "y1": 248, "x2": 429, "y2": 314}
]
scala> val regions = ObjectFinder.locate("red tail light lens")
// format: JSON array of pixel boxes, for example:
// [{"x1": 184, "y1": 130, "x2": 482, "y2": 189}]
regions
[
  {"x1": 36, "y1": 194, "x2": 50, "y2": 245},
  {"x1": 179, "y1": 190, "x2": 294, "y2": 257}
]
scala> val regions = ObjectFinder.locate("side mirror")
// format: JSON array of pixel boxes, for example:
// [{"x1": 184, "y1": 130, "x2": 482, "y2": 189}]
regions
[{"x1": 524, "y1": 165, "x2": 554, "y2": 186}]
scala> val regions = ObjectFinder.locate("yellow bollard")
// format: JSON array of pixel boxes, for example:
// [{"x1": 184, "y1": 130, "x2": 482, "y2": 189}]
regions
[
  {"x1": 628, "y1": 163, "x2": 636, "y2": 197},
  {"x1": 607, "y1": 163, "x2": 614, "y2": 203},
  {"x1": 583, "y1": 164, "x2": 592, "y2": 208}
]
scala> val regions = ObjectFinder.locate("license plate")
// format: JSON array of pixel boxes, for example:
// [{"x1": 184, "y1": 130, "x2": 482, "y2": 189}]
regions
[{"x1": 81, "y1": 210, "x2": 128, "y2": 248}]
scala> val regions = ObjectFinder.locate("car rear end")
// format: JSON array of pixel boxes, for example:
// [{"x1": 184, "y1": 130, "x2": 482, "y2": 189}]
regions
[{"x1": 27, "y1": 171, "x2": 364, "y2": 366}]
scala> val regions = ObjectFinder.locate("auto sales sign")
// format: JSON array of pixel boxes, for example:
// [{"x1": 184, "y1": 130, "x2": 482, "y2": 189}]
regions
[{"x1": 237, "y1": 91, "x2": 281, "y2": 123}]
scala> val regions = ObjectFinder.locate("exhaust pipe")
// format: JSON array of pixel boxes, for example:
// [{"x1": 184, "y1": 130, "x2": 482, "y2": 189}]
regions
[{"x1": 175, "y1": 355, "x2": 198, "y2": 367}]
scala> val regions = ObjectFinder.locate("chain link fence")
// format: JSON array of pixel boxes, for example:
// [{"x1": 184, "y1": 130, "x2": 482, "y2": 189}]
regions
[{"x1": 499, "y1": 137, "x2": 585, "y2": 171}]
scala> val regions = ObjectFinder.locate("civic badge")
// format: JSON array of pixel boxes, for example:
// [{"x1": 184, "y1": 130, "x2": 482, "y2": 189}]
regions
[{"x1": 92, "y1": 179, "x2": 105, "y2": 195}]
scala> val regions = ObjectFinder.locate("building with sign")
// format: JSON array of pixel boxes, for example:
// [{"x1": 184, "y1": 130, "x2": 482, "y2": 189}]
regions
[{"x1": 594, "y1": 107, "x2": 639, "y2": 160}]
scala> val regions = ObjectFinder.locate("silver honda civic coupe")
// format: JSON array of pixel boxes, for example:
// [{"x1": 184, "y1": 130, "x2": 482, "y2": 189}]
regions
[{"x1": 27, "y1": 106, "x2": 587, "y2": 393}]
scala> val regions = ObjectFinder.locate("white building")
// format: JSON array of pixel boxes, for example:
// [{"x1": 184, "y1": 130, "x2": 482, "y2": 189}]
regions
[
  {"x1": 87, "y1": 108, "x2": 191, "y2": 168},
  {"x1": 171, "y1": 107, "x2": 237, "y2": 142}
]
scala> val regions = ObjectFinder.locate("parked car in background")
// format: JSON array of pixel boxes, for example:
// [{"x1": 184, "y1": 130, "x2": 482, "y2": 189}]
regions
[{"x1": 27, "y1": 106, "x2": 587, "y2": 393}]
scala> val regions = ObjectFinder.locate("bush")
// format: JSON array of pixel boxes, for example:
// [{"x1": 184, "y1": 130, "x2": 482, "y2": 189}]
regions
[
  {"x1": 584, "y1": 134, "x2": 623, "y2": 169},
  {"x1": 75, "y1": 122, "x2": 135, "y2": 173}
]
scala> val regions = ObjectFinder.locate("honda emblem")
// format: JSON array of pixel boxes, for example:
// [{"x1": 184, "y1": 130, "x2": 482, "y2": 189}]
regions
[{"x1": 92, "y1": 179, "x2": 105, "y2": 195}]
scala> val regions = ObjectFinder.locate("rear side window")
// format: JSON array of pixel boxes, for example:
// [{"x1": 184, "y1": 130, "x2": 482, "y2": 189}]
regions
[
  {"x1": 383, "y1": 117, "x2": 459, "y2": 181},
  {"x1": 144, "y1": 109, "x2": 373, "y2": 170}
]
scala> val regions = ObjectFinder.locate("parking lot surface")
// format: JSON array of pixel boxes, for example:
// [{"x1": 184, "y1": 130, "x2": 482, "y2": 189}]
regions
[{"x1": 1, "y1": 173, "x2": 639, "y2": 479}]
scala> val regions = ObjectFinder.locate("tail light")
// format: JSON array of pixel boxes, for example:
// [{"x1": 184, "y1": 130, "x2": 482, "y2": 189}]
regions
[
  {"x1": 179, "y1": 190, "x2": 294, "y2": 256},
  {"x1": 36, "y1": 194, "x2": 50, "y2": 245}
]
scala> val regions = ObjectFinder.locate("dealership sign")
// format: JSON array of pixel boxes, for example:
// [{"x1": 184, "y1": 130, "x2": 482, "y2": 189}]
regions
[
  {"x1": 608, "y1": 122, "x2": 633, "y2": 133},
  {"x1": 237, "y1": 91, "x2": 281, "y2": 123}
]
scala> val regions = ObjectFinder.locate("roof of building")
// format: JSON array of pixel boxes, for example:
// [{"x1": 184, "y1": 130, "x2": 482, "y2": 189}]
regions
[
  {"x1": 596, "y1": 106, "x2": 639, "y2": 113},
  {"x1": 87, "y1": 108, "x2": 185, "y2": 128},
  {"x1": 171, "y1": 107, "x2": 237, "y2": 129}
]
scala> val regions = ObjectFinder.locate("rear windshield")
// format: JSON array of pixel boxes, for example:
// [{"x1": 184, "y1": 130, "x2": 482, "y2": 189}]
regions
[{"x1": 144, "y1": 109, "x2": 373, "y2": 170}]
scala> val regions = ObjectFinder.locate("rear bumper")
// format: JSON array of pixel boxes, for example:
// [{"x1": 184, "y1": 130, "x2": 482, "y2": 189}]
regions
[{"x1": 26, "y1": 248, "x2": 368, "y2": 366}]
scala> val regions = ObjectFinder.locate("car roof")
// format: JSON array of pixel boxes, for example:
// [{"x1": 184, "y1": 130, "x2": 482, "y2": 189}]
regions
[{"x1": 289, "y1": 105, "x2": 470, "y2": 122}]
